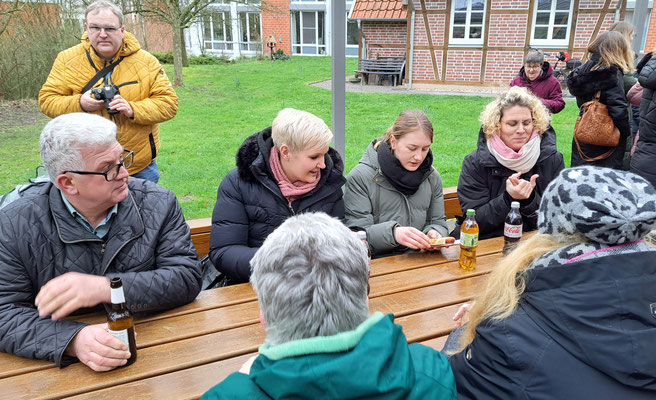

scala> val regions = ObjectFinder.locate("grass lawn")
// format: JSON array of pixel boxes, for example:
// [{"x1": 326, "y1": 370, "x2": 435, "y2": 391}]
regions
[{"x1": 0, "y1": 56, "x2": 578, "y2": 220}]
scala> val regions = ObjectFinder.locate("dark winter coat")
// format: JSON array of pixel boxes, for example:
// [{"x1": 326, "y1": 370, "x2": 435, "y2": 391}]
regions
[
  {"x1": 0, "y1": 179, "x2": 202, "y2": 367},
  {"x1": 631, "y1": 54, "x2": 656, "y2": 187},
  {"x1": 567, "y1": 55, "x2": 630, "y2": 169},
  {"x1": 455, "y1": 127, "x2": 564, "y2": 239},
  {"x1": 510, "y1": 62, "x2": 565, "y2": 114},
  {"x1": 209, "y1": 128, "x2": 346, "y2": 283},
  {"x1": 449, "y1": 252, "x2": 656, "y2": 399}
]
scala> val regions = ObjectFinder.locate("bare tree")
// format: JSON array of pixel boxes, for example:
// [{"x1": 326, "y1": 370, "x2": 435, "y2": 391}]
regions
[{"x1": 0, "y1": 0, "x2": 25, "y2": 37}]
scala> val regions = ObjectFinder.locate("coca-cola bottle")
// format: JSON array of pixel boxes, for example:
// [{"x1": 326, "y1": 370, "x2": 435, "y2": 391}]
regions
[{"x1": 503, "y1": 201, "x2": 523, "y2": 255}]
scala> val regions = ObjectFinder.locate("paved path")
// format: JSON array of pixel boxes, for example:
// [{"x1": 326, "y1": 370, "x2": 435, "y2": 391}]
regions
[{"x1": 311, "y1": 77, "x2": 573, "y2": 98}]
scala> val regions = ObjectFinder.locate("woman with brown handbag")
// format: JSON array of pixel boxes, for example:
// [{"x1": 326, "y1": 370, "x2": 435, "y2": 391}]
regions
[{"x1": 567, "y1": 31, "x2": 633, "y2": 169}]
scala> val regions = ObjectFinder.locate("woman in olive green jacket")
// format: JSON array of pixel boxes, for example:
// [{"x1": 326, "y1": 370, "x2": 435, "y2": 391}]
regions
[{"x1": 344, "y1": 110, "x2": 449, "y2": 257}]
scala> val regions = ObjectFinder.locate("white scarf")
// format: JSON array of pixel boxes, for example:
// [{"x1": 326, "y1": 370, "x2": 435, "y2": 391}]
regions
[{"x1": 486, "y1": 133, "x2": 542, "y2": 173}]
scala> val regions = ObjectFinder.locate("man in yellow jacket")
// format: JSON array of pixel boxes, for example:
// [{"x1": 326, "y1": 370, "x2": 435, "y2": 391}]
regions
[{"x1": 39, "y1": 0, "x2": 178, "y2": 183}]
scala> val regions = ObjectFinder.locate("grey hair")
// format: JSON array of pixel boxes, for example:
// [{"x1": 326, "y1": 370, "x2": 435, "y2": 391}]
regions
[
  {"x1": 271, "y1": 108, "x2": 333, "y2": 153},
  {"x1": 250, "y1": 212, "x2": 370, "y2": 346},
  {"x1": 40, "y1": 113, "x2": 117, "y2": 187},
  {"x1": 524, "y1": 50, "x2": 544, "y2": 65},
  {"x1": 86, "y1": 0, "x2": 124, "y2": 26}
]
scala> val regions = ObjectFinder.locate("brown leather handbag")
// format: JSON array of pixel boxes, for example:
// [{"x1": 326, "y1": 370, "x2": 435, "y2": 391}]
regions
[{"x1": 573, "y1": 91, "x2": 620, "y2": 161}]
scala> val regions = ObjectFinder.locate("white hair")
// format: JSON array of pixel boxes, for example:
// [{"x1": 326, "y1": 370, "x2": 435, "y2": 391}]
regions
[
  {"x1": 86, "y1": 0, "x2": 124, "y2": 26},
  {"x1": 250, "y1": 212, "x2": 370, "y2": 346},
  {"x1": 271, "y1": 108, "x2": 333, "y2": 153},
  {"x1": 39, "y1": 113, "x2": 118, "y2": 187}
]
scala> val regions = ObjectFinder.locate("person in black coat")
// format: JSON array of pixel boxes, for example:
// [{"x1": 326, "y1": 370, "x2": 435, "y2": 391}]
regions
[
  {"x1": 209, "y1": 108, "x2": 346, "y2": 284},
  {"x1": 567, "y1": 31, "x2": 634, "y2": 169},
  {"x1": 456, "y1": 87, "x2": 564, "y2": 239},
  {"x1": 447, "y1": 166, "x2": 656, "y2": 400},
  {"x1": 631, "y1": 52, "x2": 656, "y2": 187}
]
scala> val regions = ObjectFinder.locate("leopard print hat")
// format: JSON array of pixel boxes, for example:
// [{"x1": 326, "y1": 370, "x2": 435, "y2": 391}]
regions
[{"x1": 538, "y1": 166, "x2": 656, "y2": 244}]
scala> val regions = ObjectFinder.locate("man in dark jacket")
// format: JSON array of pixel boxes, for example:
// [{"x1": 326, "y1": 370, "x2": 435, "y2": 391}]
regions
[
  {"x1": 0, "y1": 113, "x2": 202, "y2": 371},
  {"x1": 632, "y1": 52, "x2": 656, "y2": 187},
  {"x1": 510, "y1": 50, "x2": 565, "y2": 114}
]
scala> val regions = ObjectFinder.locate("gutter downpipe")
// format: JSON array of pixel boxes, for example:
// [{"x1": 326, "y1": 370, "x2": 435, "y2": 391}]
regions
[{"x1": 408, "y1": 0, "x2": 416, "y2": 89}]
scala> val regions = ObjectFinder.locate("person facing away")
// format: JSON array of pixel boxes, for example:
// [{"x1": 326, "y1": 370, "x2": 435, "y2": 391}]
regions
[
  {"x1": 510, "y1": 50, "x2": 565, "y2": 114},
  {"x1": 631, "y1": 50, "x2": 656, "y2": 188},
  {"x1": 447, "y1": 166, "x2": 656, "y2": 399},
  {"x1": 343, "y1": 110, "x2": 449, "y2": 258},
  {"x1": 0, "y1": 113, "x2": 202, "y2": 371},
  {"x1": 567, "y1": 30, "x2": 633, "y2": 169},
  {"x1": 202, "y1": 212, "x2": 457, "y2": 400},
  {"x1": 38, "y1": 0, "x2": 178, "y2": 183},
  {"x1": 208, "y1": 108, "x2": 346, "y2": 284},
  {"x1": 456, "y1": 86, "x2": 564, "y2": 240}
]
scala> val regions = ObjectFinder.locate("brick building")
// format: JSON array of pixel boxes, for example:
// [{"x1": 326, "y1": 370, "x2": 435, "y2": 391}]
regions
[{"x1": 350, "y1": 0, "x2": 651, "y2": 86}]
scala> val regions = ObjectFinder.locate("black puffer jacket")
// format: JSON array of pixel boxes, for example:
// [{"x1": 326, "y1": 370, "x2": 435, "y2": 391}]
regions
[
  {"x1": 632, "y1": 54, "x2": 656, "y2": 187},
  {"x1": 209, "y1": 128, "x2": 346, "y2": 283},
  {"x1": 0, "y1": 179, "x2": 202, "y2": 367},
  {"x1": 455, "y1": 127, "x2": 564, "y2": 239},
  {"x1": 567, "y1": 55, "x2": 630, "y2": 169},
  {"x1": 449, "y1": 252, "x2": 656, "y2": 399}
]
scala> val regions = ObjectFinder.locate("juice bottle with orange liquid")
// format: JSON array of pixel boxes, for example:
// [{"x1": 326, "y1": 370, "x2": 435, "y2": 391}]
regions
[{"x1": 459, "y1": 209, "x2": 479, "y2": 271}]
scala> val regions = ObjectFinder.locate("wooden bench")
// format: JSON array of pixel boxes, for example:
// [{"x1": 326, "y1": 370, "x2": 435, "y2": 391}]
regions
[
  {"x1": 355, "y1": 58, "x2": 406, "y2": 86},
  {"x1": 187, "y1": 187, "x2": 461, "y2": 258}
]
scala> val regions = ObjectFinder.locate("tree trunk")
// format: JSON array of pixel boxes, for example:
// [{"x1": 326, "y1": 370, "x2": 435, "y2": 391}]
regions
[
  {"x1": 181, "y1": 28, "x2": 189, "y2": 67},
  {"x1": 172, "y1": 20, "x2": 183, "y2": 86}
]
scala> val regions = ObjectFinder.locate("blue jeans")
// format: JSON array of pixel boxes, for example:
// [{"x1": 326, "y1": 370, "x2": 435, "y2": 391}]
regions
[{"x1": 131, "y1": 160, "x2": 160, "y2": 183}]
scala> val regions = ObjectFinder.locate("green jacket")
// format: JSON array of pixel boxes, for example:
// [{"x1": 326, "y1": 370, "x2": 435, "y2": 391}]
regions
[
  {"x1": 201, "y1": 313, "x2": 456, "y2": 400},
  {"x1": 343, "y1": 142, "x2": 449, "y2": 257}
]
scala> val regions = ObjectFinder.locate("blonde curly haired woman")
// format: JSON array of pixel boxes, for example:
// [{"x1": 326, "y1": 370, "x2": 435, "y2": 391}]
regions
[{"x1": 455, "y1": 86, "x2": 564, "y2": 239}]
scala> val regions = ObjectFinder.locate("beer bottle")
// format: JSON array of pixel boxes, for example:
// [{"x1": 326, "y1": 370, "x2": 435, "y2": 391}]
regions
[
  {"x1": 108, "y1": 277, "x2": 137, "y2": 366},
  {"x1": 503, "y1": 201, "x2": 523, "y2": 255},
  {"x1": 459, "y1": 209, "x2": 479, "y2": 271}
]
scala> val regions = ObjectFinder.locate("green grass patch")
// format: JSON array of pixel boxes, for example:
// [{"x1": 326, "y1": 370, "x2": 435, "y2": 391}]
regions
[{"x1": 0, "y1": 56, "x2": 578, "y2": 219}]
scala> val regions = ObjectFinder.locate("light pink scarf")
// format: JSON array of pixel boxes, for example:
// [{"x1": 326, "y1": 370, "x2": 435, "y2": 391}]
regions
[
  {"x1": 487, "y1": 129, "x2": 541, "y2": 173},
  {"x1": 269, "y1": 146, "x2": 320, "y2": 203}
]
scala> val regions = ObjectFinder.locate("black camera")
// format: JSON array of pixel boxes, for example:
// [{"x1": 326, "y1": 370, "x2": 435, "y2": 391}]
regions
[{"x1": 91, "y1": 84, "x2": 120, "y2": 114}]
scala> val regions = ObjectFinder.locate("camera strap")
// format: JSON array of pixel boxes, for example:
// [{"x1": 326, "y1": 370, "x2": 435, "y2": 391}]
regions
[{"x1": 82, "y1": 51, "x2": 125, "y2": 94}]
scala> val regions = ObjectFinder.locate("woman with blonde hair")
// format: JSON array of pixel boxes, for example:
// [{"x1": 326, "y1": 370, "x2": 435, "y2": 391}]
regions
[
  {"x1": 344, "y1": 110, "x2": 449, "y2": 257},
  {"x1": 455, "y1": 86, "x2": 564, "y2": 239},
  {"x1": 447, "y1": 166, "x2": 656, "y2": 399},
  {"x1": 567, "y1": 30, "x2": 634, "y2": 168}
]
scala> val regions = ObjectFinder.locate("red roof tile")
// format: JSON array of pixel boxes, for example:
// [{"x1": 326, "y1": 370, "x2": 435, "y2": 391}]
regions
[{"x1": 351, "y1": 0, "x2": 407, "y2": 20}]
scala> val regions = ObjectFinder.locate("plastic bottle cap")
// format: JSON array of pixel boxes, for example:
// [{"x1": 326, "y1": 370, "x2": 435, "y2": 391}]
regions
[
  {"x1": 356, "y1": 231, "x2": 367, "y2": 241},
  {"x1": 511, "y1": 201, "x2": 520, "y2": 208},
  {"x1": 466, "y1": 209, "x2": 475, "y2": 216}
]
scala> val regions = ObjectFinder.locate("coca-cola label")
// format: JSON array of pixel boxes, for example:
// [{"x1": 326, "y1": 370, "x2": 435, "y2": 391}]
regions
[{"x1": 504, "y1": 223, "x2": 522, "y2": 238}]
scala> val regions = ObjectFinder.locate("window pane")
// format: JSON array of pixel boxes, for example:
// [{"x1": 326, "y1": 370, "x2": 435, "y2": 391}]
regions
[
  {"x1": 346, "y1": 47, "x2": 358, "y2": 56},
  {"x1": 303, "y1": 11, "x2": 315, "y2": 28},
  {"x1": 318, "y1": 12, "x2": 324, "y2": 45},
  {"x1": 292, "y1": 12, "x2": 300, "y2": 45},
  {"x1": 347, "y1": 19, "x2": 358, "y2": 45},
  {"x1": 535, "y1": 12, "x2": 550, "y2": 25},
  {"x1": 556, "y1": 0, "x2": 570, "y2": 10},
  {"x1": 534, "y1": 26, "x2": 548, "y2": 39},
  {"x1": 240, "y1": 13, "x2": 247, "y2": 42},
  {"x1": 204, "y1": 41, "x2": 211, "y2": 49},
  {"x1": 454, "y1": 0, "x2": 467, "y2": 11},
  {"x1": 225, "y1": 14, "x2": 232, "y2": 41},
  {"x1": 470, "y1": 26, "x2": 482, "y2": 39},
  {"x1": 471, "y1": 0, "x2": 484, "y2": 10},
  {"x1": 537, "y1": 0, "x2": 551, "y2": 10},
  {"x1": 213, "y1": 14, "x2": 224, "y2": 41},
  {"x1": 453, "y1": 12, "x2": 466, "y2": 25},
  {"x1": 302, "y1": 46, "x2": 316, "y2": 54},
  {"x1": 453, "y1": 26, "x2": 465, "y2": 39},
  {"x1": 293, "y1": 45, "x2": 301, "y2": 54},
  {"x1": 470, "y1": 12, "x2": 483, "y2": 24},
  {"x1": 249, "y1": 13, "x2": 260, "y2": 42},
  {"x1": 552, "y1": 26, "x2": 566, "y2": 39},
  {"x1": 203, "y1": 17, "x2": 211, "y2": 41},
  {"x1": 554, "y1": 12, "x2": 568, "y2": 25}
]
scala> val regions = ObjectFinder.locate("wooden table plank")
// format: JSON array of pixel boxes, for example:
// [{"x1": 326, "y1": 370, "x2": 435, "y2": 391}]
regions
[{"x1": 421, "y1": 335, "x2": 449, "y2": 351}]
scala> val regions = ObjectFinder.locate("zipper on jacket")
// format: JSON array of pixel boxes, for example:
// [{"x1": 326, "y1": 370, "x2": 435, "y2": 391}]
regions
[{"x1": 287, "y1": 202, "x2": 296, "y2": 216}]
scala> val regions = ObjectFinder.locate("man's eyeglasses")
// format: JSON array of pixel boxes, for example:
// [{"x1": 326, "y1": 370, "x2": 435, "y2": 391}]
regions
[
  {"x1": 524, "y1": 64, "x2": 542, "y2": 71},
  {"x1": 88, "y1": 25, "x2": 121, "y2": 34},
  {"x1": 64, "y1": 150, "x2": 133, "y2": 182}
]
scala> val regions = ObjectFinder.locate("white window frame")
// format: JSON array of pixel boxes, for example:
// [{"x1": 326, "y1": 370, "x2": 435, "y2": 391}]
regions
[
  {"x1": 203, "y1": 11, "x2": 233, "y2": 51},
  {"x1": 530, "y1": 0, "x2": 574, "y2": 47},
  {"x1": 449, "y1": 0, "x2": 486, "y2": 45},
  {"x1": 291, "y1": 11, "x2": 327, "y2": 56},
  {"x1": 239, "y1": 12, "x2": 262, "y2": 52}
]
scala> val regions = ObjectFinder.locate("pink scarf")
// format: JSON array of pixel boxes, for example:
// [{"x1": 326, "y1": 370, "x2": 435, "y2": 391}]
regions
[
  {"x1": 487, "y1": 129, "x2": 541, "y2": 173},
  {"x1": 269, "y1": 146, "x2": 320, "y2": 203}
]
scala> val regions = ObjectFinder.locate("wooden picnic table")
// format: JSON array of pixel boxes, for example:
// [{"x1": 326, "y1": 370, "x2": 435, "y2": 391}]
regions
[{"x1": 0, "y1": 235, "x2": 510, "y2": 400}]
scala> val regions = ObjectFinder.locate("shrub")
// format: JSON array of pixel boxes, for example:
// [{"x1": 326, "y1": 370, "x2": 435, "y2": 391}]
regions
[
  {"x1": 188, "y1": 55, "x2": 232, "y2": 65},
  {"x1": 151, "y1": 51, "x2": 174, "y2": 64},
  {"x1": 273, "y1": 49, "x2": 290, "y2": 61}
]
